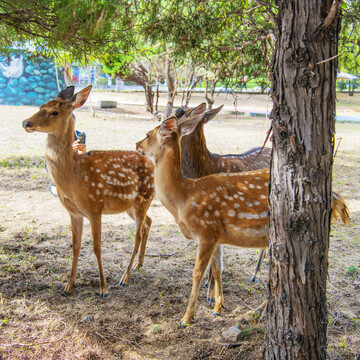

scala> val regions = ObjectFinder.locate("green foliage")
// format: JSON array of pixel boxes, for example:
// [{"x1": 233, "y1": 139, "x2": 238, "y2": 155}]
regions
[{"x1": 339, "y1": 0, "x2": 360, "y2": 75}]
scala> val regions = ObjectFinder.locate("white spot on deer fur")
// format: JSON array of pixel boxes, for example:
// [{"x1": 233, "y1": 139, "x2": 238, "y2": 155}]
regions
[
  {"x1": 91, "y1": 182, "x2": 95, "y2": 186},
  {"x1": 240, "y1": 197, "x2": 245, "y2": 201},
  {"x1": 200, "y1": 219, "x2": 205, "y2": 225},
  {"x1": 204, "y1": 211, "x2": 209, "y2": 217},
  {"x1": 244, "y1": 180, "x2": 248, "y2": 184},
  {"x1": 96, "y1": 189, "x2": 100, "y2": 196},
  {"x1": 208, "y1": 205, "x2": 213, "y2": 210},
  {"x1": 234, "y1": 203, "x2": 239, "y2": 209},
  {"x1": 221, "y1": 202, "x2": 227, "y2": 207},
  {"x1": 254, "y1": 201, "x2": 260, "y2": 206},
  {"x1": 221, "y1": 162, "x2": 225, "y2": 167},
  {"x1": 257, "y1": 185, "x2": 262, "y2": 189},
  {"x1": 84, "y1": 175, "x2": 88, "y2": 181},
  {"x1": 234, "y1": 194, "x2": 238, "y2": 199},
  {"x1": 228, "y1": 210, "x2": 235, "y2": 217},
  {"x1": 215, "y1": 210, "x2": 220, "y2": 216},
  {"x1": 265, "y1": 182, "x2": 269, "y2": 187},
  {"x1": 90, "y1": 167, "x2": 94, "y2": 171},
  {"x1": 242, "y1": 186, "x2": 248, "y2": 191},
  {"x1": 201, "y1": 191, "x2": 206, "y2": 195},
  {"x1": 260, "y1": 195, "x2": 266, "y2": 199},
  {"x1": 247, "y1": 203, "x2": 253, "y2": 207},
  {"x1": 260, "y1": 212, "x2": 268, "y2": 218},
  {"x1": 210, "y1": 192, "x2": 216, "y2": 198},
  {"x1": 96, "y1": 169, "x2": 100, "y2": 173},
  {"x1": 192, "y1": 201, "x2": 199, "y2": 207},
  {"x1": 98, "y1": 183, "x2": 103, "y2": 188},
  {"x1": 88, "y1": 194, "x2": 95, "y2": 200},
  {"x1": 108, "y1": 170, "x2": 115, "y2": 175},
  {"x1": 216, "y1": 197, "x2": 220, "y2": 202},
  {"x1": 249, "y1": 184, "x2": 255, "y2": 188}
]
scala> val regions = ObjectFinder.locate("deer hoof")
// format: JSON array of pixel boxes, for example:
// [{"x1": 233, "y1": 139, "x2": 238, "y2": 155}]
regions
[
  {"x1": 249, "y1": 276, "x2": 259, "y2": 284},
  {"x1": 179, "y1": 321, "x2": 189, "y2": 328},
  {"x1": 206, "y1": 296, "x2": 215, "y2": 304},
  {"x1": 211, "y1": 311, "x2": 220, "y2": 317},
  {"x1": 118, "y1": 281, "x2": 127, "y2": 287}
]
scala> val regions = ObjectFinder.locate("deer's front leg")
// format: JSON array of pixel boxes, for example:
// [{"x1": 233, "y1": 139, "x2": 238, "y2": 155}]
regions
[
  {"x1": 181, "y1": 239, "x2": 217, "y2": 326},
  {"x1": 64, "y1": 213, "x2": 83, "y2": 294},
  {"x1": 90, "y1": 215, "x2": 108, "y2": 297}
]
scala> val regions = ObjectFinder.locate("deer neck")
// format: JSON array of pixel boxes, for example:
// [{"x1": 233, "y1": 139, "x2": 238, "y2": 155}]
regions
[
  {"x1": 45, "y1": 117, "x2": 77, "y2": 192},
  {"x1": 154, "y1": 137, "x2": 189, "y2": 221},
  {"x1": 181, "y1": 124, "x2": 213, "y2": 178}
]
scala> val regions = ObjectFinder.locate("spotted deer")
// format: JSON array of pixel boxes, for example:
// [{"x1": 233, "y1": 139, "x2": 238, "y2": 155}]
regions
[
  {"x1": 177, "y1": 105, "x2": 271, "y2": 299},
  {"x1": 136, "y1": 103, "x2": 270, "y2": 325},
  {"x1": 22, "y1": 85, "x2": 155, "y2": 297},
  {"x1": 137, "y1": 103, "x2": 350, "y2": 325},
  {"x1": 176, "y1": 105, "x2": 349, "y2": 300}
]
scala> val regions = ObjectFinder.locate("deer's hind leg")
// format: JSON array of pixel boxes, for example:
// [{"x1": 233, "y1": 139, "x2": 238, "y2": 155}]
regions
[{"x1": 119, "y1": 200, "x2": 152, "y2": 285}]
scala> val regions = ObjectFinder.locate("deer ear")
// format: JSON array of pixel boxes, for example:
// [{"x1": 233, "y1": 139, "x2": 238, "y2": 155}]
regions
[
  {"x1": 179, "y1": 103, "x2": 206, "y2": 137},
  {"x1": 203, "y1": 104, "x2": 223, "y2": 124},
  {"x1": 159, "y1": 116, "x2": 178, "y2": 137},
  {"x1": 70, "y1": 85, "x2": 92, "y2": 109},
  {"x1": 189, "y1": 102, "x2": 206, "y2": 117},
  {"x1": 179, "y1": 114, "x2": 204, "y2": 137},
  {"x1": 57, "y1": 86, "x2": 75, "y2": 100}
]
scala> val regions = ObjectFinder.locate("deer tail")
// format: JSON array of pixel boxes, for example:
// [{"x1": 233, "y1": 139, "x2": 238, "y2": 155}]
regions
[{"x1": 331, "y1": 192, "x2": 350, "y2": 225}]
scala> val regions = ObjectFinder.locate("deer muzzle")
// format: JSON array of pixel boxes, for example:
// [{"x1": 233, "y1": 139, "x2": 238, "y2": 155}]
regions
[{"x1": 22, "y1": 120, "x2": 36, "y2": 133}]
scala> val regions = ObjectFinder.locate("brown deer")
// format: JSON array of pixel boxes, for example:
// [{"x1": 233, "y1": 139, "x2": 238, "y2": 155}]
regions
[
  {"x1": 136, "y1": 103, "x2": 349, "y2": 325},
  {"x1": 136, "y1": 103, "x2": 270, "y2": 325},
  {"x1": 176, "y1": 105, "x2": 349, "y2": 300},
  {"x1": 22, "y1": 85, "x2": 155, "y2": 297}
]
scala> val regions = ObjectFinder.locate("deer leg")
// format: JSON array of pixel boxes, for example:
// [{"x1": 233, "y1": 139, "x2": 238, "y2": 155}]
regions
[
  {"x1": 90, "y1": 215, "x2": 108, "y2": 297},
  {"x1": 133, "y1": 215, "x2": 152, "y2": 271},
  {"x1": 64, "y1": 213, "x2": 83, "y2": 294},
  {"x1": 180, "y1": 240, "x2": 217, "y2": 326},
  {"x1": 119, "y1": 206, "x2": 149, "y2": 285},
  {"x1": 207, "y1": 245, "x2": 222, "y2": 304},
  {"x1": 210, "y1": 247, "x2": 223, "y2": 316},
  {"x1": 249, "y1": 249, "x2": 266, "y2": 283}
]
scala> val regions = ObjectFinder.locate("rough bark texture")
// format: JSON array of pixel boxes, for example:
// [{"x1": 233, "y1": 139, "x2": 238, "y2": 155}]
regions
[
  {"x1": 266, "y1": 1, "x2": 340, "y2": 359},
  {"x1": 163, "y1": 53, "x2": 177, "y2": 118}
]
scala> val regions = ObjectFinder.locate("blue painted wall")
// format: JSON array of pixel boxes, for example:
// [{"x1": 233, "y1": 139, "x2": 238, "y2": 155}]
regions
[{"x1": 0, "y1": 53, "x2": 64, "y2": 106}]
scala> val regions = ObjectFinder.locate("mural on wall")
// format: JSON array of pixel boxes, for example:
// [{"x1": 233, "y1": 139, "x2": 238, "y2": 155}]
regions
[{"x1": 0, "y1": 52, "x2": 65, "y2": 106}]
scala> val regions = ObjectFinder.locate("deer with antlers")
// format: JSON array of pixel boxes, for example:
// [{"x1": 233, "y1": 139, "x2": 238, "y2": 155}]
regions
[
  {"x1": 137, "y1": 103, "x2": 349, "y2": 325},
  {"x1": 22, "y1": 85, "x2": 155, "y2": 297}
]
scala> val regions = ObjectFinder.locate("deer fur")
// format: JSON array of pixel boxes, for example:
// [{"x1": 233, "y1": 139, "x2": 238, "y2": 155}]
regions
[
  {"x1": 136, "y1": 103, "x2": 269, "y2": 325},
  {"x1": 22, "y1": 85, "x2": 155, "y2": 297}
]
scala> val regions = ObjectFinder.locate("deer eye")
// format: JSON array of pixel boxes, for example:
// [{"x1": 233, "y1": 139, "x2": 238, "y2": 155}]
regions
[
  {"x1": 146, "y1": 133, "x2": 150, "y2": 139},
  {"x1": 51, "y1": 111, "x2": 59, "y2": 116}
]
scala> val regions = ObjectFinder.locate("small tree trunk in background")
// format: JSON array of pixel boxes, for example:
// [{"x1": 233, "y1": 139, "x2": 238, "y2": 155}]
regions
[
  {"x1": 144, "y1": 83, "x2": 154, "y2": 113},
  {"x1": 266, "y1": 1, "x2": 341, "y2": 359},
  {"x1": 184, "y1": 75, "x2": 201, "y2": 108},
  {"x1": 205, "y1": 76, "x2": 218, "y2": 110},
  {"x1": 163, "y1": 51, "x2": 177, "y2": 118}
]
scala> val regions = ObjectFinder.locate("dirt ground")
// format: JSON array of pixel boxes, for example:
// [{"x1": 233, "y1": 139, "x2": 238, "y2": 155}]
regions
[{"x1": 0, "y1": 91, "x2": 359, "y2": 359}]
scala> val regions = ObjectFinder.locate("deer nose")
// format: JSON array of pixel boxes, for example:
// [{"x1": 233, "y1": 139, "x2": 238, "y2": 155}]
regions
[{"x1": 22, "y1": 120, "x2": 33, "y2": 129}]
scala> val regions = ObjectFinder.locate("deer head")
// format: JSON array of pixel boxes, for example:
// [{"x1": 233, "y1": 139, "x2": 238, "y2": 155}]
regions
[{"x1": 22, "y1": 85, "x2": 92, "y2": 136}]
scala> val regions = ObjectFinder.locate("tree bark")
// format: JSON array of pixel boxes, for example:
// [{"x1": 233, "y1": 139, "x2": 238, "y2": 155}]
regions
[
  {"x1": 205, "y1": 76, "x2": 218, "y2": 110},
  {"x1": 163, "y1": 51, "x2": 177, "y2": 118},
  {"x1": 266, "y1": 1, "x2": 341, "y2": 359}
]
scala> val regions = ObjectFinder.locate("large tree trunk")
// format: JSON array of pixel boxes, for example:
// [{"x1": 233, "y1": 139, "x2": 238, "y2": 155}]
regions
[{"x1": 266, "y1": 1, "x2": 341, "y2": 359}]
